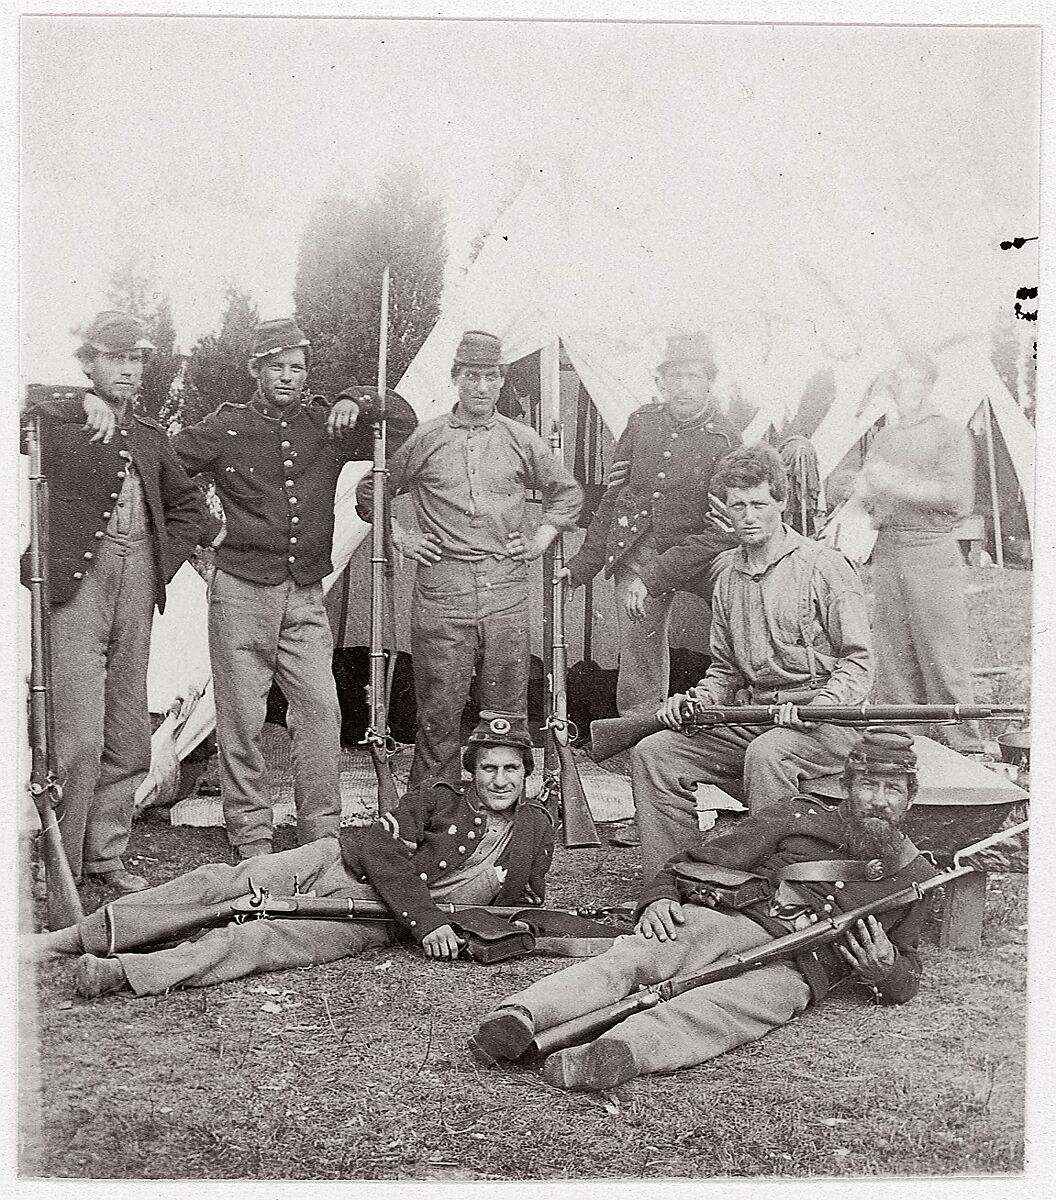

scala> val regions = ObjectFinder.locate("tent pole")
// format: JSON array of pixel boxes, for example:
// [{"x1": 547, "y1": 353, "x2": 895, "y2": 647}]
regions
[
  {"x1": 982, "y1": 397, "x2": 1004, "y2": 569},
  {"x1": 540, "y1": 339, "x2": 562, "y2": 772}
]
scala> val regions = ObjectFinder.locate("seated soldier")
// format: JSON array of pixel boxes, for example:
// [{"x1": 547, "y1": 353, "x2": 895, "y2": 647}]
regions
[
  {"x1": 30, "y1": 715, "x2": 553, "y2": 998},
  {"x1": 631, "y1": 444, "x2": 874, "y2": 879},
  {"x1": 472, "y1": 730, "x2": 937, "y2": 1092}
]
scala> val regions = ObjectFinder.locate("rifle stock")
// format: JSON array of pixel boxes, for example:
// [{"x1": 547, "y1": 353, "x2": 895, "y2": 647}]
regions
[
  {"x1": 25, "y1": 413, "x2": 84, "y2": 930},
  {"x1": 529, "y1": 820, "x2": 1028, "y2": 1057},
  {"x1": 546, "y1": 421, "x2": 600, "y2": 849},
  {"x1": 589, "y1": 702, "x2": 1028, "y2": 761}
]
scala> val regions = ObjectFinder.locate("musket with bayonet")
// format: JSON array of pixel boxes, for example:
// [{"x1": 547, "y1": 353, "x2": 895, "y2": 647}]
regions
[
  {"x1": 589, "y1": 700, "x2": 1028, "y2": 762},
  {"x1": 528, "y1": 819, "x2": 1029, "y2": 1056},
  {"x1": 363, "y1": 265, "x2": 401, "y2": 815},
  {"x1": 542, "y1": 420, "x2": 600, "y2": 848},
  {"x1": 25, "y1": 411, "x2": 85, "y2": 930}
]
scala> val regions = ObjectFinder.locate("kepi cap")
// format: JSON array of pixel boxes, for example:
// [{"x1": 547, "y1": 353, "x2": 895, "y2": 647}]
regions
[
  {"x1": 658, "y1": 332, "x2": 716, "y2": 374},
  {"x1": 845, "y1": 728, "x2": 918, "y2": 777},
  {"x1": 250, "y1": 318, "x2": 311, "y2": 361},
  {"x1": 453, "y1": 330, "x2": 503, "y2": 369},
  {"x1": 467, "y1": 711, "x2": 532, "y2": 751},
  {"x1": 79, "y1": 311, "x2": 155, "y2": 355}
]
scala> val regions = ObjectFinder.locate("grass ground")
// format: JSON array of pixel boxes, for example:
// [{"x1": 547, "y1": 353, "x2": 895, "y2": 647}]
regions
[{"x1": 22, "y1": 565, "x2": 1031, "y2": 1180}]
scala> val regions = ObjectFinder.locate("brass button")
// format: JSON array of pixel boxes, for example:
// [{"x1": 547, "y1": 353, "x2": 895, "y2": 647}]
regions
[
  {"x1": 83, "y1": 551, "x2": 93, "y2": 560},
  {"x1": 94, "y1": 531, "x2": 104, "y2": 539},
  {"x1": 73, "y1": 571, "x2": 83, "y2": 579}
]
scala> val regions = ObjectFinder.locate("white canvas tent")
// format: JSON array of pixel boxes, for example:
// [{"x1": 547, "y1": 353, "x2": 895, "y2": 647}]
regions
[{"x1": 41, "y1": 161, "x2": 1029, "y2": 799}]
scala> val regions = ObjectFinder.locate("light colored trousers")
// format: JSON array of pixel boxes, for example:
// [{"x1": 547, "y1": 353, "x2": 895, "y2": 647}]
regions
[
  {"x1": 631, "y1": 723, "x2": 860, "y2": 880},
  {"x1": 50, "y1": 532, "x2": 156, "y2": 877},
  {"x1": 872, "y1": 529, "x2": 974, "y2": 708},
  {"x1": 408, "y1": 557, "x2": 530, "y2": 788},
  {"x1": 613, "y1": 564, "x2": 677, "y2": 716},
  {"x1": 209, "y1": 570, "x2": 342, "y2": 850},
  {"x1": 505, "y1": 906, "x2": 811, "y2": 1075},
  {"x1": 108, "y1": 839, "x2": 391, "y2": 995}
]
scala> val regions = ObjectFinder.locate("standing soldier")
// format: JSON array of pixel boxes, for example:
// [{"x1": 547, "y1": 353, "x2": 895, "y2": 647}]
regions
[
  {"x1": 358, "y1": 330, "x2": 583, "y2": 789},
  {"x1": 561, "y1": 333, "x2": 739, "y2": 716},
  {"x1": 851, "y1": 353, "x2": 980, "y2": 750},
  {"x1": 22, "y1": 310, "x2": 215, "y2": 891},
  {"x1": 173, "y1": 319, "x2": 417, "y2": 861}
]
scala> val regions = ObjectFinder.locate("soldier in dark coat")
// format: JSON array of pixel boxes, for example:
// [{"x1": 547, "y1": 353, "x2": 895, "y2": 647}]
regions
[
  {"x1": 172, "y1": 319, "x2": 417, "y2": 860},
  {"x1": 33, "y1": 715, "x2": 554, "y2": 999},
  {"x1": 562, "y1": 333, "x2": 738, "y2": 716},
  {"x1": 473, "y1": 730, "x2": 937, "y2": 1092},
  {"x1": 22, "y1": 311, "x2": 216, "y2": 891}
]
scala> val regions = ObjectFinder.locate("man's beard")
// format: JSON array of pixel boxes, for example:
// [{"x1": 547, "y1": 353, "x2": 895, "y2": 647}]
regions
[{"x1": 844, "y1": 815, "x2": 906, "y2": 873}]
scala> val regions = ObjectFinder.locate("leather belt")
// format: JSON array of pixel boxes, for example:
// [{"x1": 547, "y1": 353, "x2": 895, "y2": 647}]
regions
[
  {"x1": 749, "y1": 688, "x2": 822, "y2": 705},
  {"x1": 775, "y1": 859, "x2": 888, "y2": 882}
]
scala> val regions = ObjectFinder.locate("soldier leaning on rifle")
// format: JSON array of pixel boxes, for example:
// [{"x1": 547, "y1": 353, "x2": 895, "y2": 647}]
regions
[
  {"x1": 561, "y1": 332, "x2": 739, "y2": 717},
  {"x1": 631, "y1": 444, "x2": 874, "y2": 879},
  {"x1": 357, "y1": 330, "x2": 583, "y2": 790},
  {"x1": 472, "y1": 729, "x2": 938, "y2": 1092},
  {"x1": 32, "y1": 715, "x2": 554, "y2": 999},
  {"x1": 171, "y1": 319, "x2": 417, "y2": 862},
  {"x1": 21, "y1": 311, "x2": 218, "y2": 893}
]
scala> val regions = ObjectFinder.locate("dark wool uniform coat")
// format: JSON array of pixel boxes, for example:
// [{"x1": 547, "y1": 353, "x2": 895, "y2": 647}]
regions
[
  {"x1": 21, "y1": 389, "x2": 215, "y2": 611},
  {"x1": 565, "y1": 402, "x2": 740, "y2": 598},
  {"x1": 639, "y1": 801, "x2": 938, "y2": 1005},
  {"x1": 172, "y1": 392, "x2": 417, "y2": 586},
  {"x1": 340, "y1": 779, "x2": 555, "y2": 943}
]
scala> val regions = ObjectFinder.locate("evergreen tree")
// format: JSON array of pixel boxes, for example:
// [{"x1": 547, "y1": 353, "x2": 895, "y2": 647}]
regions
[
  {"x1": 180, "y1": 285, "x2": 260, "y2": 425},
  {"x1": 294, "y1": 163, "x2": 446, "y2": 396}
]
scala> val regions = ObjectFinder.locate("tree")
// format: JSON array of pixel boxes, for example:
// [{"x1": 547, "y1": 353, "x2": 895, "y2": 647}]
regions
[
  {"x1": 103, "y1": 251, "x2": 181, "y2": 422},
  {"x1": 180, "y1": 285, "x2": 260, "y2": 426},
  {"x1": 294, "y1": 163, "x2": 446, "y2": 396}
]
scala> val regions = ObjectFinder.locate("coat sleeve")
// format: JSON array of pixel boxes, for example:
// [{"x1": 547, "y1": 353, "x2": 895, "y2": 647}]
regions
[
  {"x1": 156, "y1": 434, "x2": 220, "y2": 579},
  {"x1": 171, "y1": 414, "x2": 222, "y2": 478},
  {"x1": 333, "y1": 387, "x2": 419, "y2": 464},
  {"x1": 337, "y1": 783, "x2": 451, "y2": 943},
  {"x1": 637, "y1": 522, "x2": 739, "y2": 596},
  {"x1": 564, "y1": 420, "x2": 637, "y2": 585}
]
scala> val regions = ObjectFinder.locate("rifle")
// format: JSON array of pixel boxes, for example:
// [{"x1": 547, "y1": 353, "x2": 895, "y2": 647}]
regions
[
  {"x1": 543, "y1": 421, "x2": 600, "y2": 848},
  {"x1": 25, "y1": 412, "x2": 84, "y2": 929},
  {"x1": 589, "y1": 701, "x2": 1028, "y2": 762},
  {"x1": 80, "y1": 887, "x2": 635, "y2": 957},
  {"x1": 363, "y1": 265, "x2": 401, "y2": 816},
  {"x1": 529, "y1": 819, "x2": 1029, "y2": 1056}
]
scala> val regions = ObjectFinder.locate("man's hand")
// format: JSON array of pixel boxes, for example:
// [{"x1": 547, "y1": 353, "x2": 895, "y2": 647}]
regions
[
  {"x1": 707, "y1": 493, "x2": 735, "y2": 535},
  {"x1": 637, "y1": 899, "x2": 686, "y2": 941},
  {"x1": 82, "y1": 395, "x2": 117, "y2": 444},
  {"x1": 326, "y1": 395, "x2": 360, "y2": 439},
  {"x1": 605, "y1": 458, "x2": 630, "y2": 489},
  {"x1": 392, "y1": 521, "x2": 443, "y2": 565},
  {"x1": 837, "y1": 916, "x2": 897, "y2": 983},
  {"x1": 773, "y1": 701, "x2": 818, "y2": 731},
  {"x1": 656, "y1": 692, "x2": 689, "y2": 730},
  {"x1": 555, "y1": 565, "x2": 581, "y2": 593},
  {"x1": 621, "y1": 573, "x2": 649, "y2": 621},
  {"x1": 422, "y1": 924, "x2": 464, "y2": 960},
  {"x1": 506, "y1": 524, "x2": 556, "y2": 562}
]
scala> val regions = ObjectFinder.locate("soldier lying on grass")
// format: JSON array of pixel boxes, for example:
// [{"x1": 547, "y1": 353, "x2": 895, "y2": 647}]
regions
[
  {"x1": 29, "y1": 715, "x2": 553, "y2": 998},
  {"x1": 472, "y1": 729, "x2": 938, "y2": 1091}
]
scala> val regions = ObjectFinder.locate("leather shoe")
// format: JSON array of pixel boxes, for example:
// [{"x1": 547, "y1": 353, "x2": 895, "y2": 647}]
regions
[
  {"x1": 472, "y1": 1005, "x2": 536, "y2": 1061},
  {"x1": 73, "y1": 954, "x2": 128, "y2": 998},
  {"x1": 542, "y1": 1037, "x2": 639, "y2": 1091},
  {"x1": 86, "y1": 868, "x2": 148, "y2": 893}
]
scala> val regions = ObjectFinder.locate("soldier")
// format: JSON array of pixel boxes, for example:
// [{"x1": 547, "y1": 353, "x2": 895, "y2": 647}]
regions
[
  {"x1": 33, "y1": 715, "x2": 554, "y2": 999},
  {"x1": 631, "y1": 445, "x2": 873, "y2": 879},
  {"x1": 851, "y1": 352, "x2": 980, "y2": 751},
  {"x1": 561, "y1": 332, "x2": 739, "y2": 716},
  {"x1": 358, "y1": 330, "x2": 583, "y2": 789},
  {"x1": 473, "y1": 730, "x2": 937, "y2": 1092},
  {"x1": 172, "y1": 318, "x2": 417, "y2": 860},
  {"x1": 22, "y1": 310, "x2": 215, "y2": 891}
]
